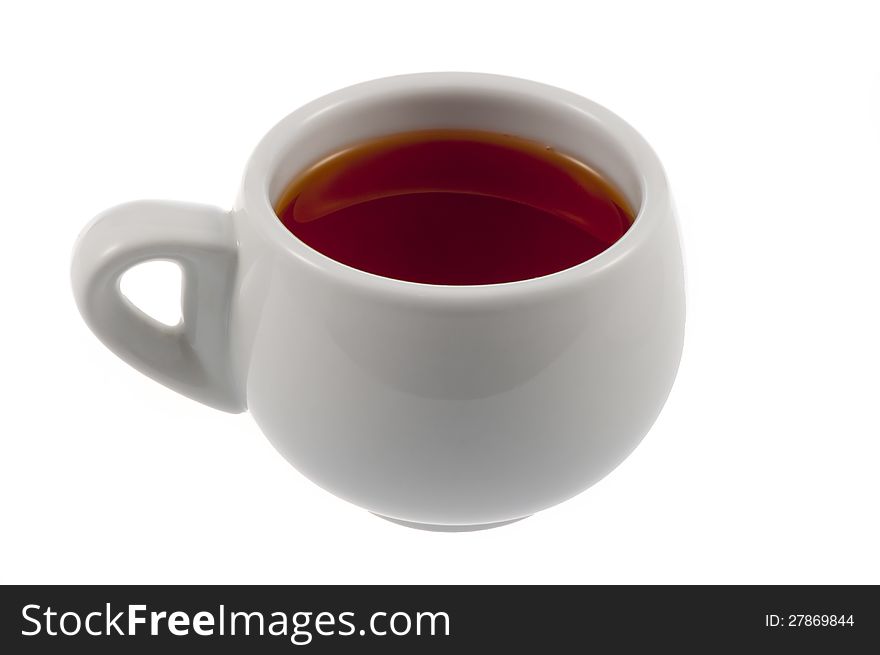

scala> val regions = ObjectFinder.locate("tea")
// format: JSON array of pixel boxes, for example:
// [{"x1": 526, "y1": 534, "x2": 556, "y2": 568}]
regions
[{"x1": 274, "y1": 129, "x2": 634, "y2": 285}]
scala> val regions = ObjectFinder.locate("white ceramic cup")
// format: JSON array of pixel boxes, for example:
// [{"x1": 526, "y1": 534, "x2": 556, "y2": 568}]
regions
[{"x1": 72, "y1": 73, "x2": 685, "y2": 530}]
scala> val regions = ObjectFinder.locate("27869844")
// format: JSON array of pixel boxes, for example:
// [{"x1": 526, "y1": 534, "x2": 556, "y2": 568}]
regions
[{"x1": 764, "y1": 614, "x2": 854, "y2": 627}]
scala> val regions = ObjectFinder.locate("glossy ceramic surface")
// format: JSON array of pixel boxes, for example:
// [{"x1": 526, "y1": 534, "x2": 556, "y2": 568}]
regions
[{"x1": 72, "y1": 73, "x2": 685, "y2": 528}]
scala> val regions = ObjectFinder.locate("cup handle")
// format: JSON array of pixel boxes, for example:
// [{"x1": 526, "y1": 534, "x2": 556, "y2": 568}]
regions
[{"x1": 71, "y1": 200, "x2": 244, "y2": 412}]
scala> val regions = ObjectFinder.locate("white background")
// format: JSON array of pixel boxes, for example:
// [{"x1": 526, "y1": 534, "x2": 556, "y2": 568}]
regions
[{"x1": 2, "y1": 0, "x2": 878, "y2": 584}]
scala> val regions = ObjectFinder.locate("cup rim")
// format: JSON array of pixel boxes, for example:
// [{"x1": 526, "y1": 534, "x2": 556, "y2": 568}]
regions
[{"x1": 239, "y1": 72, "x2": 670, "y2": 304}]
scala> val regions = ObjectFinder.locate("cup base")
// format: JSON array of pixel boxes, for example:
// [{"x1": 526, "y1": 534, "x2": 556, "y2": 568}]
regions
[{"x1": 372, "y1": 513, "x2": 529, "y2": 532}]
